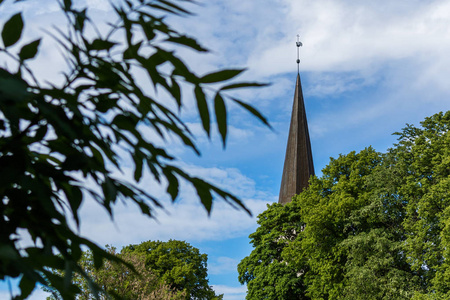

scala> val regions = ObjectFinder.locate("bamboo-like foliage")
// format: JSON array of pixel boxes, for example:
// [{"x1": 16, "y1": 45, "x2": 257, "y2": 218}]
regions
[{"x1": 0, "y1": 0, "x2": 268, "y2": 298}]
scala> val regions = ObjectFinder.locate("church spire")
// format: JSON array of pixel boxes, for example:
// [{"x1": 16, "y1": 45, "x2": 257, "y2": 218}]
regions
[{"x1": 278, "y1": 37, "x2": 314, "y2": 205}]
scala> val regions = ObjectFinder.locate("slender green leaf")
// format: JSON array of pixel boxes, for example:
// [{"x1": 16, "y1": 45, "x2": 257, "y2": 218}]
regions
[
  {"x1": 62, "y1": 184, "x2": 83, "y2": 226},
  {"x1": 214, "y1": 93, "x2": 227, "y2": 147},
  {"x1": 133, "y1": 152, "x2": 143, "y2": 182},
  {"x1": 1, "y1": 13, "x2": 23, "y2": 48},
  {"x1": 193, "y1": 179, "x2": 212, "y2": 214},
  {"x1": 158, "y1": 0, "x2": 192, "y2": 15},
  {"x1": 220, "y1": 82, "x2": 269, "y2": 91},
  {"x1": 90, "y1": 38, "x2": 116, "y2": 51},
  {"x1": 170, "y1": 77, "x2": 181, "y2": 107},
  {"x1": 232, "y1": 98, "x2": 271, "y2": 128},
  {"x1": 147, "y1": 161, "x2": 161, "y2": 183},
  {"x1": 157, "y1": 47, "x2": 198, "y2": 83},
  {"x1": 102, "y1": 178, "x2": 117, "y2": 215},
  {"x1": 194, "y1": 85, "x2": 210, "y2": 136},
  {"x1": 166, "y1": 35, "x2": 207, "y2": 52},
  {"x1": 201, "y1": 69, "x2": 245, "y2": 84},
  {"x1": 149, "y1": 3, "x2": 182, "y2": 15},
  {"x1": 163, "y1": 168, "x2": 179, "y2": 201}
]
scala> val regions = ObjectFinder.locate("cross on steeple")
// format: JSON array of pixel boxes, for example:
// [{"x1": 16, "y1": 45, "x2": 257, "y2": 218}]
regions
[{"x1": 296, "y1": 35, "x2": 302, "y2": 73}]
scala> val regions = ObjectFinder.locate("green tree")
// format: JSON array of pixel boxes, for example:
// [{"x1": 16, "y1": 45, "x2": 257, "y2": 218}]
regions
[
  {"x1": 394, "y1": 112, "x2": 450, "y2": 299},
  {"x1": 0, "y1": 0, "x2": 268, "y2": 298},
  {"x1": 240, "y1": 111, "x2": 450, "y2": 299},
  {"x1": 45, "y1": 247, "x2": 185, "y2": 300},
  {"x1": 124, "y1": 240, "x2": 222, "y2": 300},
  {"x1": 297, "y1": 148, "x2": 419, "y2": 299},
  {"x1": 237, "y1": 200, "x2": 308, "y2": 300}
]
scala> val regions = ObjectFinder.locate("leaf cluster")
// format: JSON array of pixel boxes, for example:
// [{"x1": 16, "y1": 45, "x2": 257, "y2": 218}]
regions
[
  {"x1": 0, "y1": 0, "x2": 268, "y2": 298},
  {"x1": 237, "y1": 200, "x2": 308, "y2": 300},
  {"x1": 123, "y1": 240, "x2": 222, "y2": 300},
  {"x1": 44, "y1": 245, "x2": 186, "y2": 300}
]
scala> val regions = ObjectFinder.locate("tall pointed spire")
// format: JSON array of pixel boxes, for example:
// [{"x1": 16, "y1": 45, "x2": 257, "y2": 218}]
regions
[{"x1": 278, "y1": 37, "x2": 314, "y2": 205}]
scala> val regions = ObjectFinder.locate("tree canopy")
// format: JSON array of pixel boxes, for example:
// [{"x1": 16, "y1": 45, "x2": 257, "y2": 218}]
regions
[
  {"x1": 239, "y1": 111, "x2": 450, "y2": 299},
  {"x1": 0, "y1": 0, "x2": 267, "y2": 298},
  {"x1": 123, "y1": 240, "x2": 222, "y2": 300},
  {"x1": 45, "y1": 240, "x2": 220, "y2": 300},
  {"x1": 45, "y1": 245, "x2": 186, "y2": 300}
]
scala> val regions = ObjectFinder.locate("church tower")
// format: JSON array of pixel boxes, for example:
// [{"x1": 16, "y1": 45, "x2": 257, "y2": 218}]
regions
[{"x1": 278, "y1": 37, "x2": 314, "y2": 204}]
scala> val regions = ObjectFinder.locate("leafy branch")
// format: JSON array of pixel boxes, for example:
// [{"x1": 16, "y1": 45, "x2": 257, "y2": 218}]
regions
[{"x1": 0, "y1": 0, "x2": 269, "y2": 299}]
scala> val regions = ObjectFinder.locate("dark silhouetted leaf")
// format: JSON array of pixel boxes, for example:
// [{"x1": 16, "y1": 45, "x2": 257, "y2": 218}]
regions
[
  {"x1": 158, "y1": 0, "x2": 192, "y2": 15},
  {"x1": 0, "y1": 68, "x2": 29, "y2": 102},
  {"x1": 193, "y1": 179, "x2": 212, "y2": 214},
  {"x1": 149, "y1": 3, "x2": 181, "y2": 15},
  {"x1": 123, "y1": 41, "x2": 142, "y2": 60},
  {"x1": 170, "y1": 77, "x2": 181, "y2": 107},
  {"x1": 166, "y1": 35, "x2": 207, "y2": 52},
  {"x1": 232, "y1": 98, "x2": 271, "y2": 128},
  {"x1": 67, "y1": 185, "x2": 83, "y2": 226},
  {"x1": 133, "y1": 152, "x2": 143, "y2": 182},
  {"x1": 90, "y1": 38, "x2": 116, "y2": 51},
  {"x1": 19, "y1": 39, "x2": 41, "y2": 61},
  {"x1": 157, "y1": 48, "x2": 198, "y2": 83},
  {"x1": 214, "y1": 93, "x2": 227, "y2": 147},
  {"x1": 163, "y1": 168, "x2": 179, "y2": 201},
  {"x1": 19, "y1": 275, "x2": 36, "y2": 298},
  {"x1": 74, "y1": 9, "x2": 87, "y2": 32},
  {"x1": 194, "y1": 85, "x2": 210, "y2": 136},
  {"x1": 63, "y1": 0, "x2": 72, "y2": 10},
  {"x1": 220, "y1": 82, "x2": 269, "y2": 90},
  {"x1": 1, "y1": 13, "x2": 23, "y2": 48},
  {"x1": 201, "y1": 69, "x2": 245, "y2": 84}
]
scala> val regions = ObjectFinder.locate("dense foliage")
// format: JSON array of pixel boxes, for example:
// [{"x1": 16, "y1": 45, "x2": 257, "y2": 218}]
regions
[
  {"x1": 239, "y1": 111, "x2": 450, "y2": 299},
  {"x1": 45, "y1": 246, "x2": 186, "y2": 300},
  {"x1": 45, "y1": 240, "x2": 220, "y2": 300},
  {"x1": 238, "y1": 198, "x2": 307, "y2": 299},
  {"x1": 0, "y1": 0, "x2": 267, "y2": 298},
  {"x1": 124, "y1": 240, "x2": 222, "y2": 300}
]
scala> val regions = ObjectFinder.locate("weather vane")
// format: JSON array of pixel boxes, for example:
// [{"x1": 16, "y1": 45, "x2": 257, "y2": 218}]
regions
[{"x1": 296, "y1": 34, "x2": 302, "y2": 73}]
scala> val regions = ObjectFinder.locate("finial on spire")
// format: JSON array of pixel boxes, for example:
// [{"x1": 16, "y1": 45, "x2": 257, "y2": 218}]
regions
[{"x1": 296, "y1": 34, "x2": 302, "y2": 73}]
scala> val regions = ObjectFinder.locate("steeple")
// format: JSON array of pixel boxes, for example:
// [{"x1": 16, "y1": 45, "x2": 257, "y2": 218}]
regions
[{"x1": 278, "y1": 37, "x2": 314, "y2": 204}]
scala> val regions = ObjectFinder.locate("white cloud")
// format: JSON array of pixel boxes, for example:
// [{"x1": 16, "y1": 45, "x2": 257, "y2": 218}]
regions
[
  {"x1": 305, "y1": 71, "x2": 378, "y2": 98},
  {"x1": 209, "y1": 257, "x2": 240, "y2": 275},
  {"x1": 81, "y1": 0, "x2": 111, "y2": 11},
  {"x1": 248, "y1": 0, "x2": 450, "y2": 73},
  {"x1": 77, "y1": 163, "x2": 272, "y2": 248},
  {"x1": 0, "y1": 283, "x2": 50, "y2": 300},
  {"x1": 211, "y1": 285, "x2": 247, "y2": 300}
]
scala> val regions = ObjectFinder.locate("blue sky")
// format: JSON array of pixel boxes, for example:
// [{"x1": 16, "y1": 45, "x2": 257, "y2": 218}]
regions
[{"x1": 1, "y1": 0, "x2": 450, "y2": 299}]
